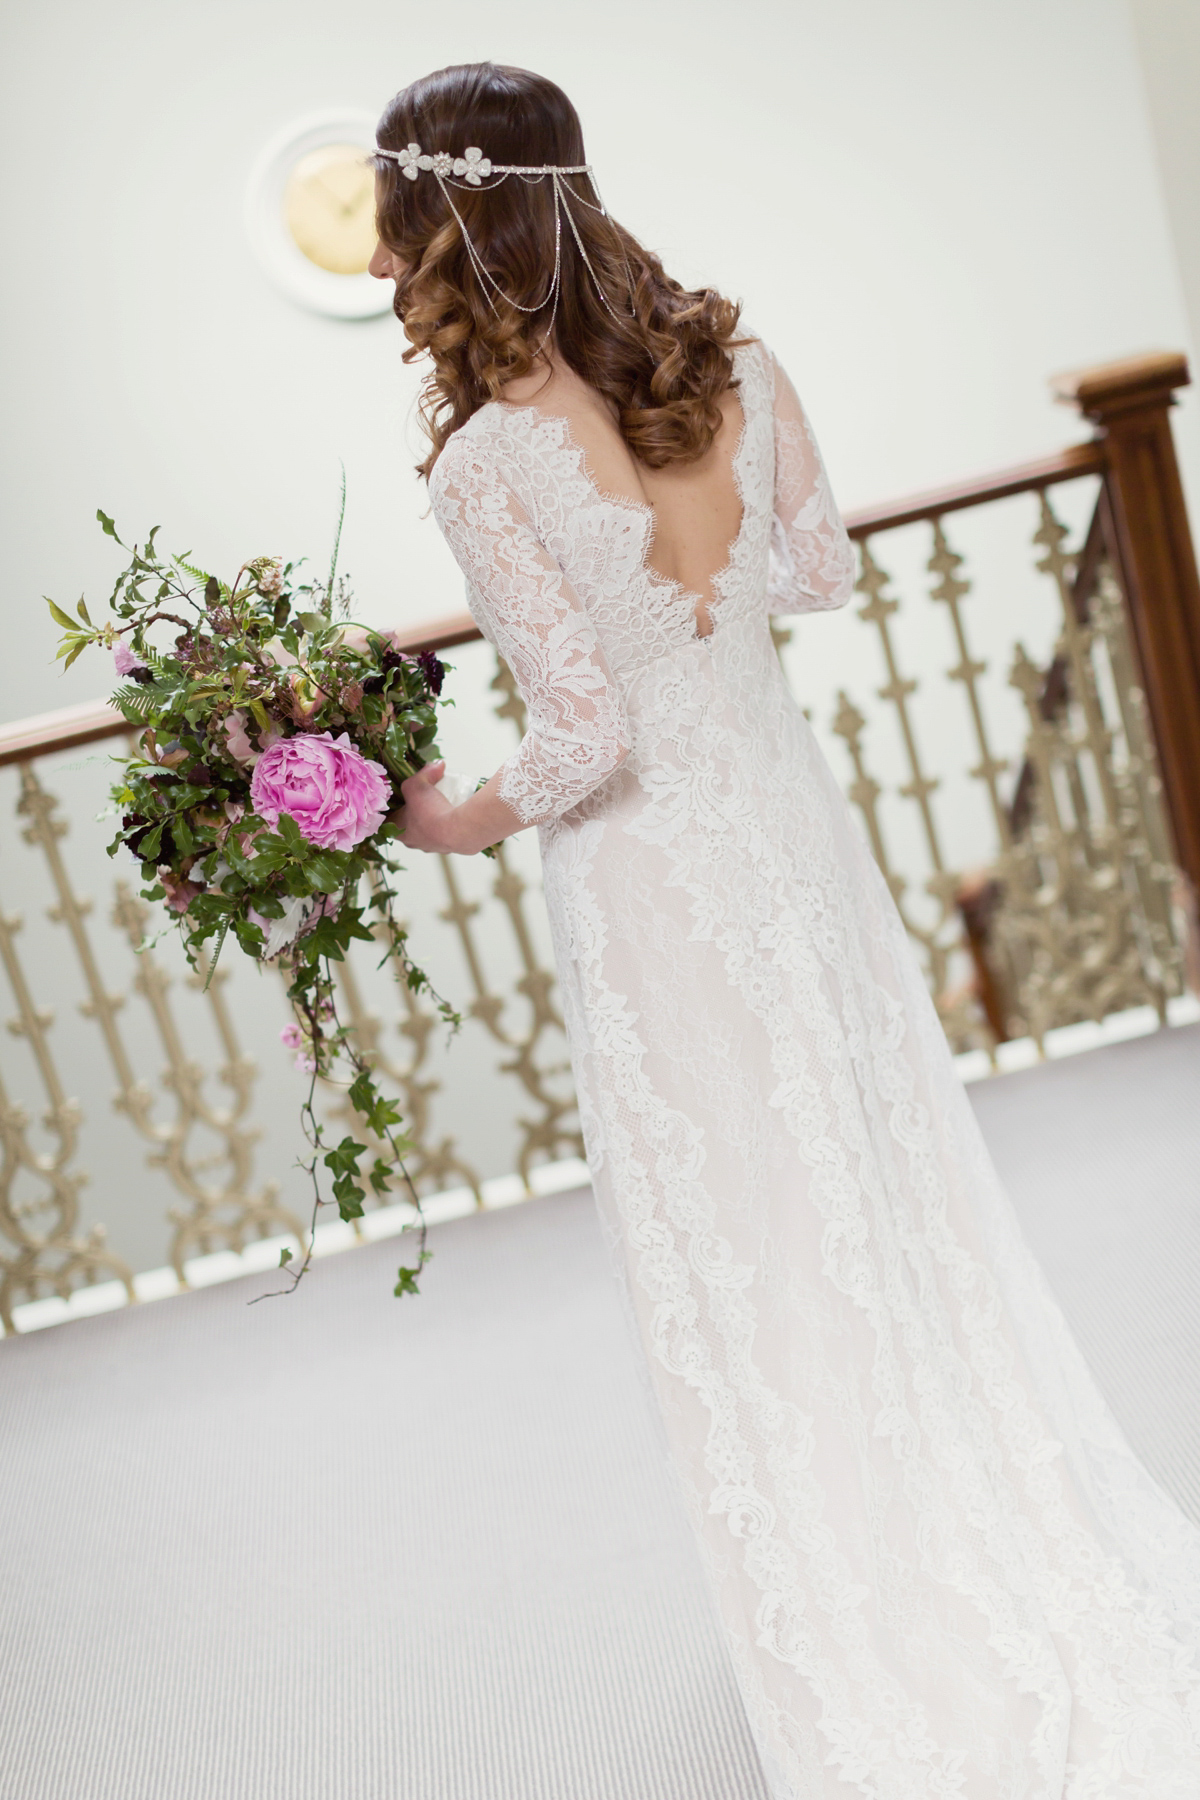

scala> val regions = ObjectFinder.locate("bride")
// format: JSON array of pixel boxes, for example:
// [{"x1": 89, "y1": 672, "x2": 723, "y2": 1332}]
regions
[{"x1": 369, "y1": 60, "x2": 1200, "y2": 1799}]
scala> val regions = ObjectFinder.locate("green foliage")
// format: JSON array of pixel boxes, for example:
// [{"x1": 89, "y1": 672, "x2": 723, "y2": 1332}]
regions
[
  {"x1": 394, "y1": 1249, "x2": 432, "y2": 1298},
  {"x1": 323, "y1": 1135, "x2": 369, "y2": 1221},
  {"x1": 48, "y1": 513, "x2": 460, "y2": 1304}
]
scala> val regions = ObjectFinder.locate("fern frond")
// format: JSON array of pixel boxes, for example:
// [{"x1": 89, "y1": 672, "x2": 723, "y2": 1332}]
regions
[
  {"x1": 138, "y1": 643, "x2": 175, "y2": 677},
  {"x1": 111, "y1": 681, "x2": 176, "y2": 721},
  {"x1": 172, "y1": 555, "x2": 214, "y2": 587}
]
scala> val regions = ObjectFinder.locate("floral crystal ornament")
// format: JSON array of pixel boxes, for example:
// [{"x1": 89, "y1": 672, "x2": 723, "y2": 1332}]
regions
[
  {"x1": 392, "y1": 143, "x2": 494, "y2": 184},
  {"x1": 47, "y1": 503, "x2": 456, "y2": 1300}
]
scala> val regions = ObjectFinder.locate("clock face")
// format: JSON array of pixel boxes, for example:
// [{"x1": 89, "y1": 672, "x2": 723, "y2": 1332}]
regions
[
  {"x1": 284, "y1": 144, "x2": 376, "y2": 276},
  {"x1": 246, "y1": 112, "x2": 391, "y2": 318}
]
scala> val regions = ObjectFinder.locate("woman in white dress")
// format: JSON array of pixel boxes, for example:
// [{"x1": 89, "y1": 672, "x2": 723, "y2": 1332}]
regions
[{"x1": 371, "y1": 61, "x2": 1200, "y2": 1799}]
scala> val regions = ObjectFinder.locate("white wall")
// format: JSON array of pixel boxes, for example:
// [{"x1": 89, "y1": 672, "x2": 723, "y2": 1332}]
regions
[
  {"x1": 1129, "y1": 0, "x2": 1200, "y2": 358},
  {"x1": 1, "y1": 0, "x2": 1196, "y2": 729}
]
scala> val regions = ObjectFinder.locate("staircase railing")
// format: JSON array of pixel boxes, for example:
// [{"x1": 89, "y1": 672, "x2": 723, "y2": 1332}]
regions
[{"x1": 2, "y1": 352, "x2": 1198, "y2": 1329}]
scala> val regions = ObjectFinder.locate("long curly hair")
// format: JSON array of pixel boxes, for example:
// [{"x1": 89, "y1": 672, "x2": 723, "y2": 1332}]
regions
[{"x1": 373, "y1": 63, "x2": 746, "y2": 478}]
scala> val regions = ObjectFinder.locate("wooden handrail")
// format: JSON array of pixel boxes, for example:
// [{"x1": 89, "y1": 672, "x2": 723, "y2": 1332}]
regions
[
  {"x1": 389, "y1": 609, "x2": 480, "y2": 655},
  {"x1": 0, "y1": 698, "x2": 126, "y2": 768},
  {"x1": 842, "y1": 440, "x2": 1106, "y2": 539},
  {"x1": 0, "y1": 618, "x2": 484, "y2": 768}
]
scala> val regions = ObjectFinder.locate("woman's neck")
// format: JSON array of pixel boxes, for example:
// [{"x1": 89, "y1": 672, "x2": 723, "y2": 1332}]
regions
[{"x1": 498, "y1": 341, "x2": 560, "y2": 405}]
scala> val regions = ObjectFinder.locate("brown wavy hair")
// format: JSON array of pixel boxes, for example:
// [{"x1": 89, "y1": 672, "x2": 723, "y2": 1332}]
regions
[{"x1": 373, "y1": 63, "x2": 746, "y2": 478}]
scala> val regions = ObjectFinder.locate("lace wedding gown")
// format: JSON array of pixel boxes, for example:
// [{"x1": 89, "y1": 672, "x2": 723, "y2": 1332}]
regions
[{"x1": 428, "y1": 337, "x2": 1200, "y2": 1798}]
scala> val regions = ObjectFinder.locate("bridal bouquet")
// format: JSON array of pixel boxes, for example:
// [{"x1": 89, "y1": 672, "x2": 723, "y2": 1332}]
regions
[{"x1": 48, "y1": 511, "x2": 453, "y2": 1297}]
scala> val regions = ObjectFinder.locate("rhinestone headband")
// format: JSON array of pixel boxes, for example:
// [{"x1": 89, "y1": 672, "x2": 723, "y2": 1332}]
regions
[
  {"x1": 375, "y1": 141, "x2": 592, "y2": 189},
  {"x1": 373, "y1": 139, "x2": 631, "y2": 340}
]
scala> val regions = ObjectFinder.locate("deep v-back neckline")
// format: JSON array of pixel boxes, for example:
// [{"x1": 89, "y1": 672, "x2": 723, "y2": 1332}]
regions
[{"x1": 492, "y1": 392, "x2": 752, "y2": 643}]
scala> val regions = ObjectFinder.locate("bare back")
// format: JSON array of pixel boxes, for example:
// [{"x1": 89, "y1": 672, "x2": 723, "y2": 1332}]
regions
[{"x1": 498, "y1": 355, "x2": 745, "y2": 638}]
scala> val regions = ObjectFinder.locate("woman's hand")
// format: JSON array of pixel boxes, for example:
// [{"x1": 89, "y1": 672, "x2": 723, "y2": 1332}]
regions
[
  {"x1": 397, "y1": 762, "x2": 459, "y2": 854},
  {"x1": 395, "y1": 762, "x2": 528, "y2": 857}
]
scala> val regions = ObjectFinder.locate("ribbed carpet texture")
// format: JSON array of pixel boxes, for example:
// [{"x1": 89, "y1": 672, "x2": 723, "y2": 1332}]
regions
[{"x1": 1, "y1": 1023, "x2": 1197, "y2": 1800}]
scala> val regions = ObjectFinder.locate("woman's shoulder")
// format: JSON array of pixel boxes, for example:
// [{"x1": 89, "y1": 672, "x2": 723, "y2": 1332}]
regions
[
  {"x1": 430, "y1": 399, "x2": 580, "y2": 510},
  {"x1": 431, "y1": 405, "x2": 543, "y2": 489},
  {"x1": 428, "y1": 403, "x2": 521, "y2": 504},
  {"x1": 731, "y1": 329, "x2": 775, "y2": 392}
]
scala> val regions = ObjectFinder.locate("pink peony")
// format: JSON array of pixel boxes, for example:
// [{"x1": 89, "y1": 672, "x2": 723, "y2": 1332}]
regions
[
  {"x1": 113, "y1": 639, "x2": 146, "y2": 677},
  {"x1": 250, "y1": 731, "x2": 391, "y2": 852}
]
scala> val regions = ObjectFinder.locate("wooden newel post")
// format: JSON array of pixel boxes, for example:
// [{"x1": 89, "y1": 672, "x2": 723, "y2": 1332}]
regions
[{"x1": 1052, "y1": 352, "x2": 1200, "y2": 897}]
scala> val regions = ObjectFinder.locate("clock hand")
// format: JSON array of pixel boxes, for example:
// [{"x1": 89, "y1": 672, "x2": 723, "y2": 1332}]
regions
[{"x1": 313, "y1": 173, "x2": 372, "y2": 216}]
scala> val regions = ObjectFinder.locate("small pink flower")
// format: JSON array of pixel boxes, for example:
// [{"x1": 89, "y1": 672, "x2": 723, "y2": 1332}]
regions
[
  {"x1": 280, "y1": 1022, "x2": 304, "y2": 1050},
  {"x1": 294, "y1": 1051, "x2": 318, "y2": 1074},
  {"x1": 113, "y1": 639, "x2": 147, "y2": 677},
  {"x1": 250, "y1": 732, "x2": 391, "y2": 852},
  {"x1": 158, "y1": 869, "x2": 203, "y2": 914},
  {"x1": 223, "y1": 710, "x2": 257, "y2": 765},
  {"x1": 261, "y1": 636, "x2": 298, "y2": 669},
  {"x1": 223, "y1": 715, "x2": 283, "y2": 769}
]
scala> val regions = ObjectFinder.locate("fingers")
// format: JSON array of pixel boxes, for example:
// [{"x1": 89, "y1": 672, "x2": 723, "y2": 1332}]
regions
[{"x1": 400, "y1": 762, "x2": 443, "y2": 800}]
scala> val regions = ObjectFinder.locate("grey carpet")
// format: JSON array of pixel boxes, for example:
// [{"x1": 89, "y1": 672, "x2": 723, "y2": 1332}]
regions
[
  {"x1": 1, "y1": 1024, "x2": 1198, "y2": 1800},
  {"x1": 967, "y1": 1021, "x2": 1200, "y2": 1523}
]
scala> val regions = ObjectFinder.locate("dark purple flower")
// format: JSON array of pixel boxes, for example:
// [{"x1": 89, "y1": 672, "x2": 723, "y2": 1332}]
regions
[{"x1": 417, "y1": 651, "x2": 445, "y2": 696}]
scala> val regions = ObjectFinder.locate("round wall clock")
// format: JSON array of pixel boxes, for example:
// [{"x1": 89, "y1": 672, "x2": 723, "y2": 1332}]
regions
[{"x1": 245, "y1": 111, "x2": 392, "y2": 319}]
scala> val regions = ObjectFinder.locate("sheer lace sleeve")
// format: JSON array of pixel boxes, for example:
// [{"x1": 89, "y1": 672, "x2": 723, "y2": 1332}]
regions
[
  {"x1": 767, "y1": 351, "x2": 856, "y2": 614},
  {"x1": 429, "y1": 435, "x2": 631, "y2": 828}
]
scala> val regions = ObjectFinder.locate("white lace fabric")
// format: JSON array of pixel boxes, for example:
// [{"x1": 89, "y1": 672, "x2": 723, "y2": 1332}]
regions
[{"x1": 429, "y1": 339, "x2": 1200, "y2": 1797}]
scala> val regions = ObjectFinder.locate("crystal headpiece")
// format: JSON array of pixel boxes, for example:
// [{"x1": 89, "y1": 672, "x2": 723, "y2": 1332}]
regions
[
  {"x1": 374, "y1": 139, "x2": 630, "y2": 337},
  {"x1": 374, "y1": 142, "x2": 591, "y2": 187}
]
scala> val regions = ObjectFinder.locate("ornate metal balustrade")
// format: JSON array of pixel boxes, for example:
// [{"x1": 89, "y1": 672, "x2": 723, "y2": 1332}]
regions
[{"x1": 2, "y1": 352, "x2": 1198, "y2": 1329}]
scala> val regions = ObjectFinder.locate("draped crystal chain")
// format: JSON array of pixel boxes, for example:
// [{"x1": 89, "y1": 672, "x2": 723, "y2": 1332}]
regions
[{"x1": 374, "y1": 142, "x2": 632, "y2": 338}]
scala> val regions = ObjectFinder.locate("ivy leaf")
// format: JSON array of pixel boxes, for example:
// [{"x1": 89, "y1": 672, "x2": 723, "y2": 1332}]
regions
[
  {"x1": 303, "y1": 909, "x2": 374, "y2": 962},
  {"x1": 279, "y1": 1246, "x2": 293, "y2": 1267},
  {"x1": 347, "y1": 1070, "x2": 405, "y2": 1139},
  {"x1": 393, "y1": 1265, "x2": 422, "y2": 1297},
  {"x1": 323, "y1": 1135, "x2": 366, "y2": 1178},
  {"x1": 331, "y1": 1174, "x2": 365, "y2": 1221},
  {"x1": 323, "y1": 1135, "x2": 368, "y2": 1221}
]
